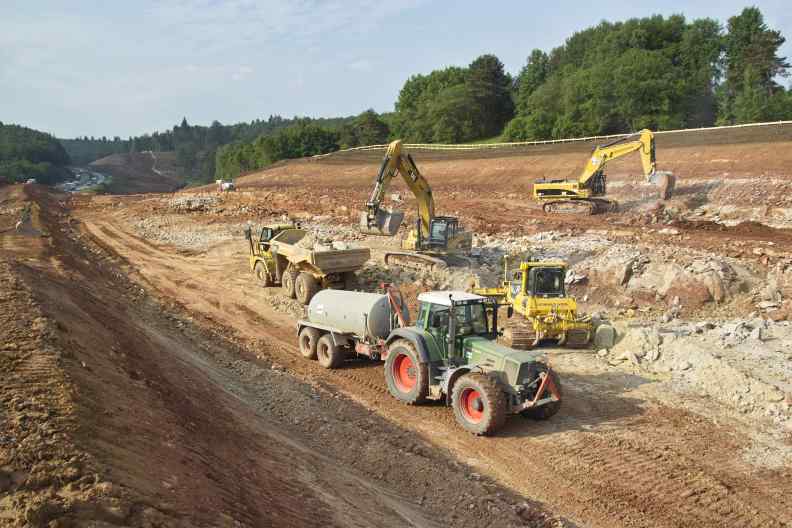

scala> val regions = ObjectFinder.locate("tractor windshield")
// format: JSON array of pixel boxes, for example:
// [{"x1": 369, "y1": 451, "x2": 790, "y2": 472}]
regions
[
  {"x1": 530, "y1": 267, "x2": 566, "y2": 298},
  {"x1": 454, "y1": 302, "x2": 489, "y2": 336}
]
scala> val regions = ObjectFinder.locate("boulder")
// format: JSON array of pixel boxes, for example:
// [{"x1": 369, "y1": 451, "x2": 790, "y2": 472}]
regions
[{"x1": 593, "y1": 324, "x2": 617, "y2": 349}]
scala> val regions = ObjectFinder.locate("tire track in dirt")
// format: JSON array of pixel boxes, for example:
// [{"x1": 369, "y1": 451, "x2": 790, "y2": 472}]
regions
[{"x1": 75, "y1": 210, "x2": 792, "y2": 528}]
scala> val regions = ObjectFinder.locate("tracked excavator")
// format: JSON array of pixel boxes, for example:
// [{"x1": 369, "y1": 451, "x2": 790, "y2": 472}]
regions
[
  {"x1": 533, "y1": 129, "x2": 675, "y2": 215},
  {"x1": 360, "y1": 140, "x2": 472, "y2": 271}
]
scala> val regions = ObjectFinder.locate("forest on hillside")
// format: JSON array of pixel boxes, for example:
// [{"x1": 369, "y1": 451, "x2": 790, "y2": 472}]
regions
[
  {"x1": 60, "y1": 6, "x2": 791, "y2": 185},
  {"x1": 0, "y1": 123, "x2": 71, "y2": 185}
]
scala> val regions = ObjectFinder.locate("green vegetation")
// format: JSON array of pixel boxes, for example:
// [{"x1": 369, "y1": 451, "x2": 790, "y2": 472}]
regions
[
  {"x1": 0, "y1": 123, "x2": 71, "y2": 185},
  {"x1": 59, "y1": 6, "x2": 790, "y2": 185}
]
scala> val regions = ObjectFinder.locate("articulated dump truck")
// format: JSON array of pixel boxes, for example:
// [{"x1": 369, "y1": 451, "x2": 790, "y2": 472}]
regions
[
  {"x1": 297, "y1": 287, "x2": 562, "y2": 435},
  {"x1": 245, "y1": 223, "x2": 370, "y2": 304}
]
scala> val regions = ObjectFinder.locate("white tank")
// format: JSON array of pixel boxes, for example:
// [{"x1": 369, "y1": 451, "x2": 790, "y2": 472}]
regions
[{"x1": 307, "y1": 289, "x2": 407, "y2": 339}]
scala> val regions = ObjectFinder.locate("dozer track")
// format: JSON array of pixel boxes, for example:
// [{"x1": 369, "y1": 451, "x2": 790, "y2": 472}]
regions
[{"x1": 542, "y1": 198, "x2": 618, "y2": 215}]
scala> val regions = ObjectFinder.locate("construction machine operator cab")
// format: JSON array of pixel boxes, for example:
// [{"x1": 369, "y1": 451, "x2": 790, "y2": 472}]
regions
[
  {"x1": 425, "y1": 217, "x2": 458, "y2": 248},
  {"x1": 527, "y1": 267, "x2": 566, "y2": 298}
]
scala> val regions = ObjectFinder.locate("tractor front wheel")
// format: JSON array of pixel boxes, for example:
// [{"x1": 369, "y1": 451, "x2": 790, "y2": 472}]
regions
[
  {"x1": 282, "y1": 271, "x2": 297, "y2": 299},
  {"x1": 451, "y1": 373, "x2": 507, "y2": 436},
  {"x1": 520, "y1": 369, "x2": 562, "y2": 420},
  {"x1": 384, "y1": 340, "x2": 428, "y2": 404}
]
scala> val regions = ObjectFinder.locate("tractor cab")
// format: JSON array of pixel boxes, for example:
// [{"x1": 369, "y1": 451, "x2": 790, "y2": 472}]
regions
[{"x1": 415, "y1": 291, "x2": 500, "y2": 365}]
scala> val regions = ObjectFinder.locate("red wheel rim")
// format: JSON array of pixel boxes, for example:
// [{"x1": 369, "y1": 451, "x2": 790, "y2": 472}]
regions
[
  {"x1": 460, "y1": 388, "x2": 484, "y2": 423},
  {"x1": 392, "y1": 354, "x2": 416, "y2": 393}
]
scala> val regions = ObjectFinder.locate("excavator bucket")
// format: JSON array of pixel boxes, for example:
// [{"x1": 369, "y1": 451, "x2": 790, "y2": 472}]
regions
[
  {"x1": 359, "y1": 208, "x2": 404, "y2": 236},
  {"x1": 648, "y1": 171, "x2": 676, "y2": 200}
]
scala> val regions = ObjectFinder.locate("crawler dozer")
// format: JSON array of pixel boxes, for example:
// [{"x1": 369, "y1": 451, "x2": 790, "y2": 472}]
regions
[
  {"x1": 533, "y1": 129, "x2": 675, "y2": 215},
  {"x1": 359, "y1": 140, "x2": 472, "y2": 271},
  {"x1": 474, "y1": 257, "x2": 591, "y2": 349}
]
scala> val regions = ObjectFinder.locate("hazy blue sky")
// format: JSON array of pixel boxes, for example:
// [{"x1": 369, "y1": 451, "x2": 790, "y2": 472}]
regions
[{"x1": 1, "y1": 1, "x2": 789, "y2": 138}]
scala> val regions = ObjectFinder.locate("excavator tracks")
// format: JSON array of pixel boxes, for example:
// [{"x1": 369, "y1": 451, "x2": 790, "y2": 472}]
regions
[
  {"x1": 384, "y1": 251, "x2": 448, "y2": 272},
  {"x1": 542, "y1": 198, "x2": 618, "y2": 215}
]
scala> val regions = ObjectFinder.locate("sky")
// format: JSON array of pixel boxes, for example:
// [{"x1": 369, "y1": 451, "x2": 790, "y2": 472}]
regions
[{"x1": 1, "y1": 1, "x2": 790, "y2": 139}]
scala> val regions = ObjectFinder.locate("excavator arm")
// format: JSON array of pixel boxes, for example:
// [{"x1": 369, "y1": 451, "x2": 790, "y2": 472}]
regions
[
  {"x1": 361, "y1": 140, "x2": 435, "y2": 237},
  {"x1": 578, "y1": 129, "x2": 656, "y2": 187}
]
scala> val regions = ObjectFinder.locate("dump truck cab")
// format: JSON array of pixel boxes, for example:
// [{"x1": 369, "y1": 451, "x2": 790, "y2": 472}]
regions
[{"x1": 384, "y1": 291, "x2": 562, "y2": 435}]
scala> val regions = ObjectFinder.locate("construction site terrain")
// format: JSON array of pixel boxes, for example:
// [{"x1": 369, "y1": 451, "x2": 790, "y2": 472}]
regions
[{"x1": 2, "y1": 127, "x2": 791, "y2": 527}]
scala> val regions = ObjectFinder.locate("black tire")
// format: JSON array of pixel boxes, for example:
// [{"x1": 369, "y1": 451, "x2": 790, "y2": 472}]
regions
[
  {"x1": 520, "y1": 368, "x2": 562, "y2": 420},
  {"x1": 316, "y1": 334, "x2": 345, "y2": 369},
  {"x1": 451, "y1": 373, "x2": 507, "y2": 436},
  {"x1": 384, "y1": 339, "x2": 429, "y2": 404},
  {"x1": 282, "y1": 271, "x2": 297, "y2": 299},
  {"x1": 254, "y1": 262, "x2": 271, "y2": 287},
  {"x1": 298, "y1": 327, "x2": 321, "y2": 360},
  {"x1": 295, "y1": 272, "x2": 320, "y2": 305}
]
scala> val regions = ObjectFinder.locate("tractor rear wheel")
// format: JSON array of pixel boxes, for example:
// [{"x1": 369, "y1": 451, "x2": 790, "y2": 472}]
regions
[
  {"x1": 298, "y1": 327, "x2": 321, "y2": 360},
  {"x1": 451, "y1": 373, "x2": 507, "y2": 436},
  {"x1": 384, "y1": 340, "x2": 428, "y2": 404},
  {"x1": 295, "y1": 272, "x2": 320, "y2": 304},
  {"x1": 282, "y1": 271, "x2": 297, "y2": 299},
  {"x1": 254, "y1": 262, "x2": 271, "y2": 287},
  {"x1": 520, "y1": 369, "x2": 562, "y2": 420},
  {"x1": 316, "y1": 334, "x2": 345, "y2": 369}
]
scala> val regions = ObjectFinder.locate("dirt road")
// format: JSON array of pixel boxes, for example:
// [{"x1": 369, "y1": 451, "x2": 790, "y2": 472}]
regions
[{"x1": 74, "y1": 195, "x2": 792, "y2": 528}]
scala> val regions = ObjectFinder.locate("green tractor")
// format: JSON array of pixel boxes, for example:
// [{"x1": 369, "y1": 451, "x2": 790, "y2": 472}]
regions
[{"x1": 298, "y1": 289, "x2": 562, "y2": 435}]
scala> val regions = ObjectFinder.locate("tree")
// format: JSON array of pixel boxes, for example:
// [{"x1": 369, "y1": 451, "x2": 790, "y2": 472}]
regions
[
  {"x1": 466, "y1": 54, "x2": 514, "y2": 138},
  {"x1": 719, "y1": 7, "x2": 789, "y2": 123},
  {"x1": 514, "y1": 49, "x2": 550, "y2": 115}
]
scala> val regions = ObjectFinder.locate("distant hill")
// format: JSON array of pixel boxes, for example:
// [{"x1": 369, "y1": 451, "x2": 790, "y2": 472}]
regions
[
  {"x1": 0, "y1": 123, "x2": 71, "y2": 185},
  {"x1": 91, "y1": 152, "x2": 183, "y2": 194}
]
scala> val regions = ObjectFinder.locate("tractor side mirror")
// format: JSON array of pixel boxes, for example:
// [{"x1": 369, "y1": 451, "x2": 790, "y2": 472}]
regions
[{"x1": 507, "y1": 306, "x2": 514, "y2": 319}]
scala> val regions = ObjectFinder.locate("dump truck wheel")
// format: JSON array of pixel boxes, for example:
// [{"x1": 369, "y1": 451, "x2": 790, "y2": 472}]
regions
[
  {"x1": 451, "y1": 373, "x2": 506, "y2": 436},
  {"x1": 298, "y1": 327, "x2": 321, "y2": 360},
  {"x1": 254, "y1": 262, "x2": 271, "y2": 287},
  {"x1": 384, "y1": 340, "x2": 428, "y2": 404},
  {"x1": 282, "y1": 271, "x2": 297, "y2": 299},
  {"x1": 295, "y1": 273, "x2": 319, "y2": 304},
  {"x1": 316, "y1": 334, "x2": 345, "y2": 369},
  {"x1": 520, "y1": 369, "x2": 562, "y2": 420}
]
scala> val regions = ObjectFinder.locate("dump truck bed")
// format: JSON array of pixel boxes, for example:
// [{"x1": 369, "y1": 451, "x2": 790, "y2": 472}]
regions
[{"x1": 270, "y1": 229, "x2": 370, "y2": 273}]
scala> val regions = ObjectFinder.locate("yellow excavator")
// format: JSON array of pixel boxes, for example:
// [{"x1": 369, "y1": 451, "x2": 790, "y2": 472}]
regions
[
  {"x1": 533, "y1": 129, "x2": 675, "y2": 214},
  {"x1": 360, "y1": 140, "x2": 472, "y2": 271},
  {"x1": 474, "y1": 256, "x2": 592, "y2": 349}
]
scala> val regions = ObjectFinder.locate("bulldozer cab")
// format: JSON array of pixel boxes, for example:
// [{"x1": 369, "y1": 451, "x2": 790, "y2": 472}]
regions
[{"x1": 527, "y1": 267, "x2": 566, "y2": 298}]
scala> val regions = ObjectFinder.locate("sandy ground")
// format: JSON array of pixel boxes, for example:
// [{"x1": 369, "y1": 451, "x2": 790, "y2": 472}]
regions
[{"x1": 3, "y1": 132, "x2": 792, "y2": 527}]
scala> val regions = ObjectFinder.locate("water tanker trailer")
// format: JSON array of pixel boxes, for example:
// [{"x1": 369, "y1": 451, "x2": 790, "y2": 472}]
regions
[{"x1": 297, "y1": 287, "x2": 562, "y2": 435}]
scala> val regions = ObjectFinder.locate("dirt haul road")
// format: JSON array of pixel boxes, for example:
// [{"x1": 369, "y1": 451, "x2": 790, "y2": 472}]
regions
[
  {"x1": 72, "y1": 191, "x2": 792, "y2": 528},
  {"x1": 0, "y1": 185, "x2": 563, "y2": 527}
]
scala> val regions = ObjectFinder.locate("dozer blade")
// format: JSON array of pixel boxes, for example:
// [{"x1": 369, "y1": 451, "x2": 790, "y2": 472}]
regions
[
  {"x1": 648, "y1": 171, "x2": 676, "y2": 200},
  {"x1": 359, "y1": 209, "x2": 404, "y2": 236}
]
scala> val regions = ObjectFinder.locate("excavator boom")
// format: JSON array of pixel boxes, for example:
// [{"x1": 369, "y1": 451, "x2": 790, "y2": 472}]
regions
[{"x1": 360, "y1": 140, "x2": 435, "y2": 237}]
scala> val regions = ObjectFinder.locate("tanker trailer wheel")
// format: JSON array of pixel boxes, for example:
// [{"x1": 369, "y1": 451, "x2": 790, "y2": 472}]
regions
[
  {"x1": 520, "y1": 368, "x2": 562, "y2": 420},
  {"x1": 316, "y1": 334, "x2": 345, "y2": 369},
  {"x1": 254, "y1": 262, "x2": 271, "y2": 287},
  {"x1": 282, "y1": 271, "x2": 297, "y2": 299},
  {"x1": 295, "y1": 272, "x2": 320, "y2": 305},
  {"x1": 451, "y1": 373, "x2": 506, "y2": 436},
  {"x1": 298, "y1": 327, "x2": 321, "y2": 360},
  {"x1": 384, "y1": 340, "x2": 428, "y2": 404}
]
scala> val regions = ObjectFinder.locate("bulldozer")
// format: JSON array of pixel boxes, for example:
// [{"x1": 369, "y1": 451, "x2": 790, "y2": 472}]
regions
[
  {"x1": 474, "y1": 256, "x2": 592, "y2": 349},
  {"x1": 360, "y1": 140, "x2": 472, "y2": 271},
  {"x1": 533, "y1": 129, "x2": 675, "y2": 215}
]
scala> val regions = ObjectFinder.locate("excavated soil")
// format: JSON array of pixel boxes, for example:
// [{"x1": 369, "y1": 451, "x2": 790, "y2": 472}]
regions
[{"x1": 3, "y1": 131, "x2": 792, "y2": 528}]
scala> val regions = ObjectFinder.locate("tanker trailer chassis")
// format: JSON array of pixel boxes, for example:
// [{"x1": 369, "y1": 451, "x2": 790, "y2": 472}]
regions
[{"x1": 297, "y1": 286, "x2": 562, "y2": 435}]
